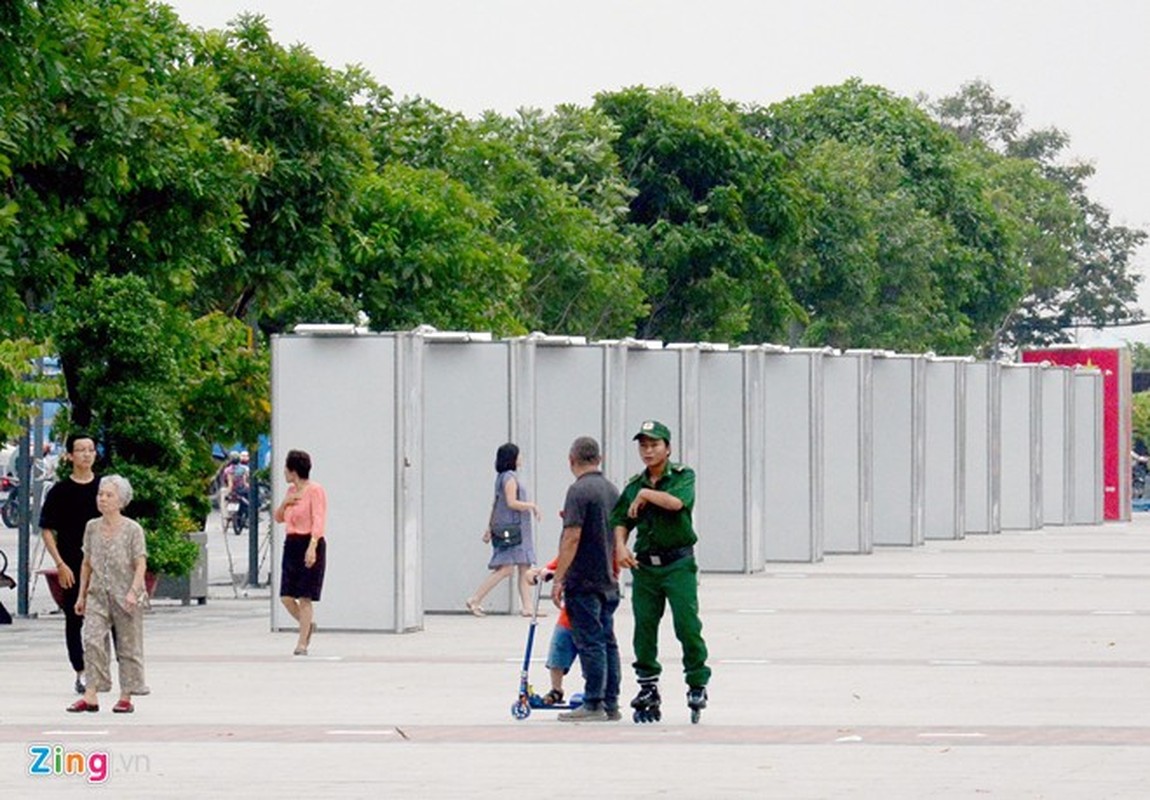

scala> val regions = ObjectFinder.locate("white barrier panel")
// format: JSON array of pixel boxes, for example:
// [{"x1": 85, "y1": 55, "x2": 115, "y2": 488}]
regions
[
  {"x1": 741, "y1": 346, "x2": 768, "y2": 571},
  {"x1": 1040, "y1": 365, "x2": 1073, "y2": 525},
  {"x1": 871, "y1": 353, "x2": 926, "y2": 546},
  {"x1": 964, "y1": 361, "x2": 1002, "y2": 535},
  {"x1": 1117, "y1": 350, "x2": 1133, "y2": 521},
  {"x1": 1000, "y1": 363, "x2": 1043, "y2": 530},
  {"x1": 615, "y1": 342, "x2": 687, "y2": 559},
  {"x1": 762, "y1": 348, "x2": 825, "y2": 562},
  {"x1": 271, "y1": 332, "x2": 416, "y2": 632},
  {"x1": 1072, "y1": 368, "x2": 1105, "y2": 524},
  {"x1": 269, "y1": 328, "x2": 1099, "y2": 632},
  {"x1": 924, "y1": 357, "x2": 968, "y2": 540},
  {"x1": 621, "y1": 344, "x2": 682, "y2": 464},
  {"x1": 422, "y1": 339, "x2": 517, "y2": 614},
  {"x1": 529, "y1": 337, "x2": 606, "y2": 562},
  {"x1": 695, "y1": 347, "x2": 757, "y2": 571},
  {"x1": 823, "y1": 351, "x2": 874, "y2": 554}
]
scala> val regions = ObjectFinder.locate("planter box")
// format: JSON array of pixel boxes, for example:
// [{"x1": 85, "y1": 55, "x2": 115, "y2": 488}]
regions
[
  {"x1": 39, "y1": 531, "x2": 209, "y2": 610},
  {"x1": 152, "y1": 531, "x2": 208, "y2": 606}
]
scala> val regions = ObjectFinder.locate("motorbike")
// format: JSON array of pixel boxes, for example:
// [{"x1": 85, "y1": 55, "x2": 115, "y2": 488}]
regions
[
  {"x1": 223, "y1": 481, "x2": 270, "y2": 535},
  {"x1": 1, "y1": 475, "x2": 19, "y2": 529},
  {"x1": 1133, "y1": 459, "x2": 1148, "y2": 500},
  {"x1": 224, "y1": 488, "x2": 249, "y2": 535}
]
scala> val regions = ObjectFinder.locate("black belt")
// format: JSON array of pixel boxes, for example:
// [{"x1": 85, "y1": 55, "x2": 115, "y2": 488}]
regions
[{"x1": 636, "y1": 546, "x2": 693, "y2": 567}]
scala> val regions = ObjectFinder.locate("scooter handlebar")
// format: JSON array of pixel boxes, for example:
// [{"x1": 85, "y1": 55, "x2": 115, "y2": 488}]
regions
[{"x1": 527, "y1": 570, "x2": 555, "y2": 586}]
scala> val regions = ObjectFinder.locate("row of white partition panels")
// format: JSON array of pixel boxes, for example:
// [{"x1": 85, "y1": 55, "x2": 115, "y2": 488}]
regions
[{"x1": 270, "y1": 333, "x2": 1105, "y2": 629}]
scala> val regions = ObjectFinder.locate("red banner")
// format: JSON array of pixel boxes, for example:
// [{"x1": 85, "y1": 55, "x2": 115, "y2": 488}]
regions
[{"x1": 1022, "y1": 348, "x2": 1129, "y2": 520}]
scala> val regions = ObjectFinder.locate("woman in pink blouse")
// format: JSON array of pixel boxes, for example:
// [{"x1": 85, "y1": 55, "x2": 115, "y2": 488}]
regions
[{"x1": 274, "y1": 449, "x2": 327, "y2": 656}]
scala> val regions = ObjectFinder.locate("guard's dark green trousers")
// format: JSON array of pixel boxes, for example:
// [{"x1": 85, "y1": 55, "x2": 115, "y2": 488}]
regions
[{"x1": 630, "y1": 556, "x2": 711, "y2": 688}]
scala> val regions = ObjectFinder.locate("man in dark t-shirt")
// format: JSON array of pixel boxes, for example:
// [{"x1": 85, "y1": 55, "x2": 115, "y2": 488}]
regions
[
  {"x1": 39, "y1": 433, "x2": 100, "y2": 694},
  {"x1": 551, "y1": 436, "x2": 621, "y2": 722}
]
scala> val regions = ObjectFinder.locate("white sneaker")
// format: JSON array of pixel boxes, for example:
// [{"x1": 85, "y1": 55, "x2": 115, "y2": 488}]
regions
[{"x1": 558, "y1": 706, "x2": 608, "y2": 722}]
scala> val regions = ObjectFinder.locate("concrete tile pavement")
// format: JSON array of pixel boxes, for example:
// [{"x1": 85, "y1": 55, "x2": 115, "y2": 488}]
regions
[{"x1": 2, "y1": 516, "x2": 1150, "y2": 798}]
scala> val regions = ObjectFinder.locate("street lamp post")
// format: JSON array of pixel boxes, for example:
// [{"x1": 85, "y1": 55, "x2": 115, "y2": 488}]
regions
[
  {"x1": 247, "y1": 443, "x2": 260, "y2": 587},
  {"x1": 16, "y1": 427, "x2": 31, "y2": 617}
]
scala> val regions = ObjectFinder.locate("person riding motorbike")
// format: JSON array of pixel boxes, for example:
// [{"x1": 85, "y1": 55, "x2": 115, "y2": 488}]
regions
[{"x1": 222, "y1": 451, "x2": 251, "y2": 534}]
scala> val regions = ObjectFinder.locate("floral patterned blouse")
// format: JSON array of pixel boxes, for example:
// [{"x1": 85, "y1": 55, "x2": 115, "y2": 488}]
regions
[{"x1": 82, "y1": 517, "x2": 147, "y2": 609}]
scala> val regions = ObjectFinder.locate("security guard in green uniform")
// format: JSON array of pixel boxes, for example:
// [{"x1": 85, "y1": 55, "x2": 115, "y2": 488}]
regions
[{"x1": 611, "y1": 420, "x2": 711, "y2": 723}]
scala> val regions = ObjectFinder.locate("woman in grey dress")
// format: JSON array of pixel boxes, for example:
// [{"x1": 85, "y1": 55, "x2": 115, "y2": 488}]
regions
[
  {"x1": 68, "y1": 475, "x2": 147, "y2": 714},
  {"x1": 466, "y1": 443, "x2": 541, "y2": 617}
]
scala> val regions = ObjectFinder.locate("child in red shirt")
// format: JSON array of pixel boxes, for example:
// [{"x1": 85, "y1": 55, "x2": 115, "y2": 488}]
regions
[
  {"x1": 533, "y1": 549, "x2": 618, "y2": 705},
  {"x1": 534, "y1": 558, "x2": 577, "y2": 705}
]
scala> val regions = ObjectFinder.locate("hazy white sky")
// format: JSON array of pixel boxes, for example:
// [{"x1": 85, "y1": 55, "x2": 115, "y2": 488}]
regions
[{"x1": 164, "y1": 0, "x2": 1150, "y2": 335}]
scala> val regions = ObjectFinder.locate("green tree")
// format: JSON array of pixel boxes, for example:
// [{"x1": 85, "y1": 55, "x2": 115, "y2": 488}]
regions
[
  {"x1": 596, "y1": 86, "x2": 803, "y2": 343},
  {"x1": 0, "y1": 339, "x2": 61, "y2": 443},
  {"x1": 1132, "y1": 390, "x2": 1150, "y2": 452},
  {"x1": 177, "y1": 311, "x2": 271, "y2": 520},
  {"x1": 766, "y1": 138, "x2": 956, "y2": 350},
  {"x1": 341, "y1": 163, "x2": 528, "y2": 332},
  {"x1": 0, "y1": 0, "x2": 266, "y2": 570},
  {"x1": 0, "y1": 0, "x2": 256, "y2": 333},
  {"x1": 750, "y1": 79, "x2": 1027, "y2": 353},
  {"x1": 54, "y1": 275, "x2": 199, "y2": 575},
  {"x1": 1128, "y1": 342, "x2": 1150, "y2": 372},
  {"x1": 450, "y1": 110, "x2": 645, "y2": 337},
  {"x1": 191, "y1": 13, "x2": 374, "y2": 330},
  {"x1": 367, "y1": 96, "x2": 646, "y2": 337},
  {"x1": 930, "y1": 80, "x2": 1146, "y2": 349}
]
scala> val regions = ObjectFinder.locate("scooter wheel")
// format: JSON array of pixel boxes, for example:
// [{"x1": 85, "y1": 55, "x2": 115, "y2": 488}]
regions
[
  {"x1": 690, "y1": 708, "x2": 701, "y2": 724},
  {"x1": 511, "y1": 701, "x2": 531, "y2": 720}
]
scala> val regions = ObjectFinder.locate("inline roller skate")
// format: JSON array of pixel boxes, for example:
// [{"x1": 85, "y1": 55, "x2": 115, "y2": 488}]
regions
[
  {"x1": 631, "y1": 681, "x2": 661, "y2": 723},
  {"x1": 687, "y1": 686, "x2": 708, "y2": 724}
]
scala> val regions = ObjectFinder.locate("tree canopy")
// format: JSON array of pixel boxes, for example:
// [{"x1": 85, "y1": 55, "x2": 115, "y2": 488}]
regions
[
  {"x1": 929, "y1": 80, "x2": 1146, "y2": 351},
  {"x1": 596, "y1": 86, "x2": 803, "y2": 343},
  {"x1": 748, "y1": 80, "x2": 1036, "y2": 353}
]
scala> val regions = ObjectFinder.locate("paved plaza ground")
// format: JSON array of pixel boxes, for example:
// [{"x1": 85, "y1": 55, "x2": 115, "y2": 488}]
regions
[{"x1": 2, "y1": 512, "x2": 1149, "y2": 798}]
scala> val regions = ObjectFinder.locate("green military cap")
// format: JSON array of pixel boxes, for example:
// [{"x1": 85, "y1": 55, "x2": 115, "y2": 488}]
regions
[{"x1": 632, "y1": 419, "x2": 671, "y2": 442}]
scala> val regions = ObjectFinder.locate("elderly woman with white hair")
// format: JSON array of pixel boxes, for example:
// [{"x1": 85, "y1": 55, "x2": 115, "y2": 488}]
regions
[{"x1": 68, "y1": 474, "x2": 148, "y2": 714}]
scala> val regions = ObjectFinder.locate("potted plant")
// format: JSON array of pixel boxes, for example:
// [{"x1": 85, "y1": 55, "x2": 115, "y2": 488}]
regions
[
  {"x1": 138, "y1": 473, "x2": 208, "y2": 602},
  {"x1": 38, "y1": 568, "x2": 69, "y2": 612},
  {"x1": 145, "y1": 528, "x2": 200, "y2": 582}
]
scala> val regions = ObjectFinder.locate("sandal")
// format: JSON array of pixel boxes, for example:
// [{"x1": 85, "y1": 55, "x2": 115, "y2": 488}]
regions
[
  {"x1": 465, "y1": 599, "x2": 486, "y2": 617},
  {"x1": 67, "y1": 699, "x2": 99, "y2": 713},
  {"x1": 542, "y1": 689, "x2": 564, "y2": 706}
]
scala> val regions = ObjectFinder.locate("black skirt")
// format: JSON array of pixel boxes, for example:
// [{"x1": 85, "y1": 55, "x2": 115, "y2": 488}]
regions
[{"x1": 280, "y1": 534, "x2": 326, "y2": 601}]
